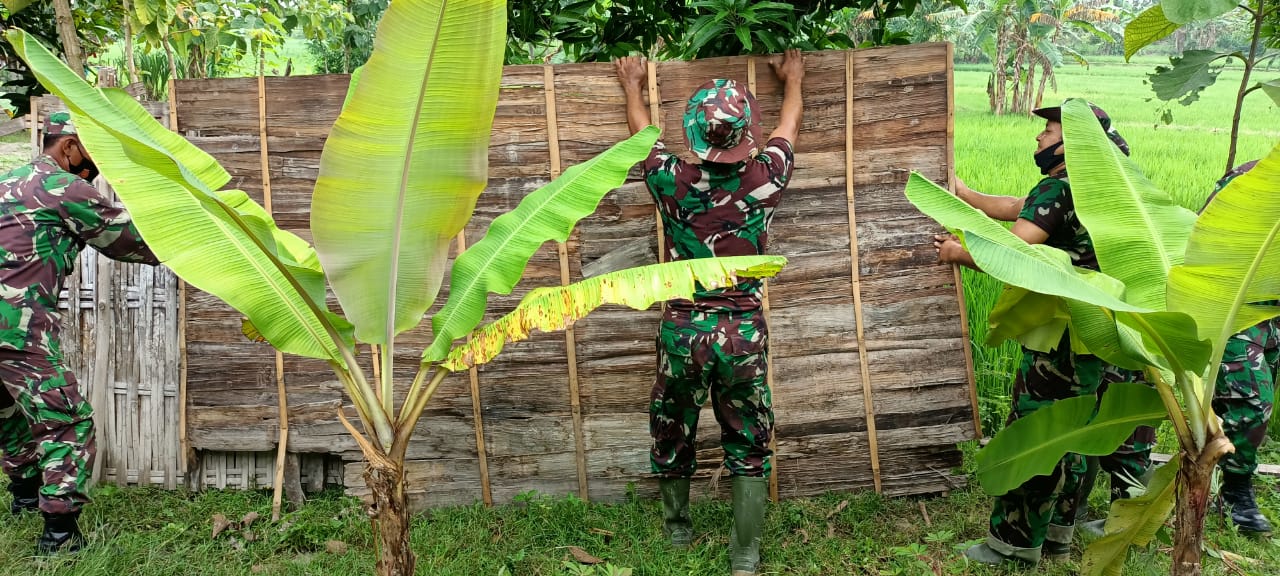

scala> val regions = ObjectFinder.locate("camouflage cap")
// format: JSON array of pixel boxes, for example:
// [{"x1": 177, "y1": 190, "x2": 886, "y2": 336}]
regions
[
  {"x1": 44, "y1": 111, "x2": 77, "y2": 136},
  {"x1": 683, "y1": 79, "x2": 762, "y2": 164},
  {"x1": 1032, "y1": 99, "x2": 1129, "y2": 156}
]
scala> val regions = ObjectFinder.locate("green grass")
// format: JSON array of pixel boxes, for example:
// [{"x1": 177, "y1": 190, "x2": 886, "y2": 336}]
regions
[{"x1": 0, "y1": 461, "x2": 1274, "y2": 576}]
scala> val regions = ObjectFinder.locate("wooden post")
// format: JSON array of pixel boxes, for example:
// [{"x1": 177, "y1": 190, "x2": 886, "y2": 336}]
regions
[
  {"x1": 256, "y1": 72, "x2": 290, "y2": 520},
  {"x1": 646, "y1": 61, "x2": 665, "y2": 265},
  {"x1": 29, "y1": 97, "x2": 39, "y2": 158},
  {"x1": 168, "y1": 78, "x2": 195, "y2": 487},
  {"x1": 747, "y1": 58, "x2": 781, "y2": 503},
  {"x1": 946, "y1": 43, "x2": 982, "y2": 440},
  {"x1": 543, "y1": 65, "x2": 590, "y2": 500},
  {"x1": 457, "y1": 230, "x2": 493, "y2": 505},
  {"x1": 844, "y1": 51, "x2": 882, "y2": 493}
]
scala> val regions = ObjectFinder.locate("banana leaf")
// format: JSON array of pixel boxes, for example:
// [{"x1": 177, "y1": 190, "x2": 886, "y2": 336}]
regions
[
  {"x1": 442, "y1": 255, "x2": 787, "y2": 371},
  {"x1": 424, "y1": 126, "x2": 660, "y2": 362}
]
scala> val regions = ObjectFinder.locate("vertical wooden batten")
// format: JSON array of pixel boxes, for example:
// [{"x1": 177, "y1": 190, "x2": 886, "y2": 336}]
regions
[
  {"x1": 457, "y1": 229, "x2": 493, "y2": 505},
  {"x1": 256, "y1": 73, "x2": 289, "y2": 520},
  {"x1": 543, "y1": 65, "x2": 590, "y2": 500},
  {"x1": 844, "y1": 51, "x2": 882, "y2": 493},
  {"x1": 747, "y1": 58, "x2": 781, "y2": 503},
  {"x1": 167, "y1": 78, "x2": 193, "y2": 485},
  {"x1": 646, "y1": 61, "x2": 665, "y2": 265},
  {"x1": 946, "y1": 43, "x2": 982, "y2": 440}
]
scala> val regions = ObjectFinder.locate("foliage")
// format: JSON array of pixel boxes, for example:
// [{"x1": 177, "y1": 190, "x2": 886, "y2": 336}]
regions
[
  {"x1": 1122, "y1": 0, "x2": 1278, "y2": 169},
  {"x1": 0, "y1": 0, "x2": 124, "y2": 115},
  {"x1": 308, "y1": 0, "x2": 387, "y2": 74},
  {"x1": 910, "y1": 98, "x2": 1280, "y2": 574},
  {"x1": 503, "y1": 0, "x2": 966, "y2": 64}
]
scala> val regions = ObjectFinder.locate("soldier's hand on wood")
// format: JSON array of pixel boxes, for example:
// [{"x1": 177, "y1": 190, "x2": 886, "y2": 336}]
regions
[
  {"x1": 933, "y1": 234, "x2": 965, "y2": 264},
  {"x1": 614, "y1": 56, "x2": 647, "y2": 92},
  {"x1": 771, "y1": 49, "x2": 804, "y2": 84}
]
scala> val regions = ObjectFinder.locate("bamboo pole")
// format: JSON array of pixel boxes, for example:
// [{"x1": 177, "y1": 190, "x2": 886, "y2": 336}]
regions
[
  {"x1": 256, "y1": 72, "x2": 289, "y2": 520},
  {"x1": 544, "y1": 65, "x2": 590, "y2": 500},
  {"x1": 456, "y1": 230, "x2": 493, "y2": 505},
  {"x1": 646, "y1": 61, "x2": 665, "y2": 265},
  {"x1": 844, "y1": 51, "x2": 882, "y2": 493},
  {"x1": 747, "y1": 58, "x2": 781, "y2": 503},
  {"x1": 166, "y1": 79, "x2": 195, "y2": 485},
  {"x1": 946, "y1": 43, "x2": 982, "y2": 440},
  {"x1": 29, "y1": 97, "x2": 39, "y2": 158}
]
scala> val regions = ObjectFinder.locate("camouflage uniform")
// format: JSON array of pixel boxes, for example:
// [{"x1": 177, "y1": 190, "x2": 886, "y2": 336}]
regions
[
  {"x1": 643, "y1": 79, "x2": 794, "y2": 479},
  {"x1": 0, "y1": 113, "x2": 157, "y2": 516},
  {"x1": 1206, "y1": 160, "x2": 1275, "y2": 477},
  {"x1": 986, "y1": 166, "x2": 1153, "y2": 554}
]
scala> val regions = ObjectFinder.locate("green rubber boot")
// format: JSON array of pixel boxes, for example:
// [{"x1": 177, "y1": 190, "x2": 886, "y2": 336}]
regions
[
  {"x1": 729, "y1": 476, "x2": 768, "y2": 576},
  {"x1": 659, "y1": 478, "x2": 693, "y2": 548}
]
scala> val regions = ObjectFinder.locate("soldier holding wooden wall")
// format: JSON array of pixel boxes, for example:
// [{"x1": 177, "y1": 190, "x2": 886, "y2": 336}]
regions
[
  {"x1": 0, "y1": 113, "x2": 159, "y2": 555},
  {"x1": 614, "y1": 49, "x2": 804, "y2": 576}
]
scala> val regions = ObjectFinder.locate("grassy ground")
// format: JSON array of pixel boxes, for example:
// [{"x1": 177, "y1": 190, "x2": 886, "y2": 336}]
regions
[
  {"x1": 0, "y1": 56, "x2": 1275, "y2": 575},
  {"x1": 0, "y1": 452, "x2": 1274, "y2": 575}
]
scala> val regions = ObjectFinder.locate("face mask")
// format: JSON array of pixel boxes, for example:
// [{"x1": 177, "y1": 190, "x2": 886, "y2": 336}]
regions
[
  {"x1": 69, "y1": 158, "x2": 99, "y2": 183},
  {"x1": 1034, "y1": 141, "x2": 1063, "y2": 175}
]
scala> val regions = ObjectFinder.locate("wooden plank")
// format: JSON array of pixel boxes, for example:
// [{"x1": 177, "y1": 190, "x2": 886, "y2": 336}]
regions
[
  {"x1": 646, "y1": 61, "x2": 665, "y2": 266},
  {"x1": 846, "y1": 50, "x2": 882, "y2": 493},
  {"x1": 544, "y1": 64, "x2": 590, "y2": 501}
]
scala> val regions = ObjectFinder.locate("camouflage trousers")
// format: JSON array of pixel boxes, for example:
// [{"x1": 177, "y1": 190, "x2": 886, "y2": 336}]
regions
[
  {"x1": 989, "y1": 337, "x2": 1152, "y2": 550},
  {"x1": 0, "y1": 345, "x2": 95, "y2": 515},
  {"x1": 650, "y1": 307, "x2": 772, "y2": 478},
  {"x1": 1212, "y1": 319, "x2": 1277, "y2": 475}
]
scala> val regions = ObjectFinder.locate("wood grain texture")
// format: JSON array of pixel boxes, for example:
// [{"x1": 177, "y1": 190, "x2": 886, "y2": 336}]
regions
[{"x1": 171, "y1": 44, "x2": 975, "y2": 510}]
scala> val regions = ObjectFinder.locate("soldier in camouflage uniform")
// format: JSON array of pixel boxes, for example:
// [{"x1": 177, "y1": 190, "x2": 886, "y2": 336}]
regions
[
  {"x1": 0, "y1": 112, "x2": 158, "y2": 554},
  {"x1": 934, "y1": 99, "x2": 1152, "y2": 565},
  {"x1": 616, "y1": 49, "x2": 804, "y2": 576},
  {"x1": 1204, "y1": 160, "x2": 1275, "y2": 537}
]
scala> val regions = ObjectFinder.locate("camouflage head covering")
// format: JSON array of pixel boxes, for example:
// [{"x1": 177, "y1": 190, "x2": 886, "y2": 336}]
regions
[
  {"x1": 44, "y1": 112, "x2": 77, "y2": 136},
  {"x1": 683, "y1": 79, "x2": 762, "y2": 164},
  {"x1": 1032, "y1": 99, "x2": 1130, "y2": 156}
]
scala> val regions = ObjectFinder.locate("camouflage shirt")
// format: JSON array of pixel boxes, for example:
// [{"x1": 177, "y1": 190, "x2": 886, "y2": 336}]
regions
[
  {"x1": 1017, "y1": 175, "x2": 1099, "y2": 271},
  {"x1": 0, "y1": 155, "x2": 157, "y2": 351},
  {"x1": 643, "y1": 137, "x2": 795, "y2": 312}
]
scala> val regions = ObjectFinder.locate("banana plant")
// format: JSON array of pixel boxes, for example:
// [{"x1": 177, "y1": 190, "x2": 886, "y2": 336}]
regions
[
  {"x1": 7, "y1": 2, "x2": 788, "y2": 574},
  {"x1": 905, "y1": 98, "x2": 1280, "y2": 575}
]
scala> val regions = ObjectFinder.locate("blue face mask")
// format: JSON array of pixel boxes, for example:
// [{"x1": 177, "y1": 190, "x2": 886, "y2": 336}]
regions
[{"x1": 1034, "y1": 141, "x2": 1063, "y2": 175}]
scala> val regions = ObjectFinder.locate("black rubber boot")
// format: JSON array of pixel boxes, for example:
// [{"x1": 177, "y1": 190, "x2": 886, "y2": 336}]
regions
[
  {"x1": 37, "y1": 511, "x2": 86, "y2": 555},
  {"x1": 1221, "y1": 472, "x2": 1273, "y2": 537},
  {"x1": 659, "y1": 478, "x2": 692, "y2": 548},
  {"x1": 7, "y1": 475, "x2": 39, "y2": 515}
]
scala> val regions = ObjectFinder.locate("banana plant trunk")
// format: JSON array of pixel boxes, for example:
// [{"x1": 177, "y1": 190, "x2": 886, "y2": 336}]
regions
[
  {"x1": 1171, "y1": 433, "x2": 1234, "y2": 576},
  {"x1": 366, "y1": 458, "x2": 415, "y2": 576}
]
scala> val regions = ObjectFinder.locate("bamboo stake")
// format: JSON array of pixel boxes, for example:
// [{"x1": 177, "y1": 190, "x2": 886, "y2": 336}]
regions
[
  {"x1": 457, "y1": 230, "x2": 493, "y2": 505},
  {"x1": 544, "y1": 65, "x2": 590, "y2": 500},
  {"x1": 747, "y1": 58, "x2": 780, "y2": 503},
  {"x1": 946, "y1": 43, "x2": 982, "y2": 440},
  {"x1": 844, "y1": 50, "x2": 882, "y2": 493},
  {"x1": 28, "y1": 97, "x2": 38, "y2": 158},
  {"x1": 257, "y1": 71, "x2": 289, "y2": 520},
  {"x1": 646, "y1": 61, "x2": 665, "y2": 265},
  {"x1": 168, "y1": 79, "x2": 192, "y2": 484}
]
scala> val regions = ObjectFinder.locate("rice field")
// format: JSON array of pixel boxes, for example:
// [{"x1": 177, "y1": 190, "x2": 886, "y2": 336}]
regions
[{"x1": 951, "y1": 57, "x2": 1280, "y2": 457}]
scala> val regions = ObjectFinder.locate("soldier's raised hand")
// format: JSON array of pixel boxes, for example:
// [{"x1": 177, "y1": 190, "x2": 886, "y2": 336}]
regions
[
  {"x1": 771, "y1": 49, "x2": 804, "y2": 84},
  {"x1": 614, "y1": 56, "x2": 647, "y2": 93}
]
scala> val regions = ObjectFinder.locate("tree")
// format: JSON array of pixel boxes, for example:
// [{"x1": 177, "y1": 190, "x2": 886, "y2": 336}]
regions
[
  {"x1": 7, "y1": 1, "x2": 787, "y2": 574},
  {"x1": 965, "y1": 0, "x2": 1125, "y2": 114},
  {"x1": 0, "y1": 0, "x2": 123, "y2": 114},
  {"x1": 1123, "y1": 0, "x2": 1279, "y2": 173},
  {"x1": 308, "y1": 0, "x2": 387, "y2": 74},
  {"x1": 906, "y1": 98, "x2": 1280, "y2": 575},
  {"x1": 503, "y1": 0, "x2": 966, "y2": 64}
]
